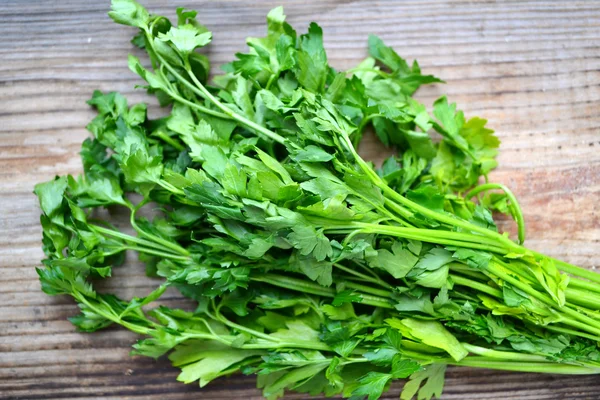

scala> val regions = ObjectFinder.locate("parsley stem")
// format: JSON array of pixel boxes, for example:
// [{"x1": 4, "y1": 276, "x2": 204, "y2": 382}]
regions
[
  {"x1": 357, "y1": 113, "x2": 383, "y2": 136},
  {"x1": 333, "y1": 263, "x2": 394, "y2": 290},
  {"x1": 544, "y1": 325, "x2": 600, "y2": 342},
  {"x1": 462, "y1": 343, "x2": 548, "y2": 362},
  {"x1": 354, "y1": 223, "x2": 508, "y2": 253},
  {"x1": 251, "y1": 273, "x2": 394, "y2": 309},
  {"x1": 168, "y1": 90, "x2": 233, "y2": 120},
  {"x1": 182, "y1": 60, "x2": 288, "y2": 145},
  {"x1": 342, "y1": 281, "x2": 393, "y2": 298},
  {"x1": 383, "y1": 198, "x2": 416, "y2": 221},
  {"x1": 213, "y1": 301, "x2": 280, "y2": 343},
  {"x1": 568, "y1": 277, "x2": 600, "y2": 295},
  {"x1": 265, "y1": 73, "x2": 278, "y2": 91},
  {"x1": 536, "y1": 254, "x2": 600, "y2": 285},
  {"x1": 153, "y1": 130, "x2": 186, "y2": 151},
  {"x1": 465, "y1": 182, "x2": 526, "y2": 244},
  {"x1": 91, "y1": 224, "x2": 181, "y2": 255},
  {"x1": 565, "y1": 287, "x2": 600, "y2": 310},
  {"x1": 142, "y1": 30, "x2": 233, "y2": 121},
  {"x1": 240, "y1": 341, "x2": 331, "y2": 351},
  {"x1": 125, "y1": 245, "x2": 189, "y2": 261},
  {"x1": 127, "y1": 200, "x2": 190, "y2": 256},
  {"x1": 448, "y1": 264, "x2": 489, "y2": 281},
  {"x1": 451, "y1": 358, "x2": 600, "y2": 374},
  {"x1": 339, "y1": 133, "x2": 523, "y2": 253},
  {"x1": 72, "y1": 292, "x2": 151, "y2": 336},
  {"x1": 155, "y1": 179, "x2": 185, "y2": 195},
  {"x1": 451, "y1": 274, "x2": 502, "y2": 298},
  {"x1": 487, "y1": 261, "x2": 600, "y2": 336}
]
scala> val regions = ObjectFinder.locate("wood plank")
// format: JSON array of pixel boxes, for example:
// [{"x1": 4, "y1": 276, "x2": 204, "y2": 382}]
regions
[{"x1": 1, "y1": 0, "x2": 599, "y2": 399}]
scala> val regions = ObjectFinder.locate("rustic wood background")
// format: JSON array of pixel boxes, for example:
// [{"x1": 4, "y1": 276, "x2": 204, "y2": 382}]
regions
[{"x1": 1, "y1": 0, "x2": 599, "y2": 399}]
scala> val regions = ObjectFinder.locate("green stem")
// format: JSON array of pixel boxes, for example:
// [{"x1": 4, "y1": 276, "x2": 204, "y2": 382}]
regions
[
  {"x1": 183, "y1": 59, "x2": 287, "y2": 145},
  {"x1": 542, "y1": 254, "x2": 600, "y2": 285},
  {"x1": 355, "y1": 225, "x2": 508, "y2": 253},
  {"x1": 487, "y1": 261, "x2": 600, "y2": 336},
  {"x1": 544, "y1": 325, "x2": 600, "y2": 342},
  {"x1": 462, "y1": 343, "x2": 548, "y2": 362},
  {"x1": 451, "y1": 358, "x2": 600, "y2": 374},
  {"x1": 565, "y1": 287, "x2": 600, "y2": 310},
  {"x1": 251, "y1": 273, "x2": 394, "y2": 309},
  {"x1": 73, "y1": 292, "x2": 151, "y2": 335},
  {"x1": 384, "y1": 198, "x2": 416, "y2": 222},
  {"x1": 155, "y1": 179, "x2": 185, "y2": 195},
  {"x1": 466, "y1": 182, "x2": 526, "y2": 244},
  {"x1": 357, "y1": 113, "x2": 383, "y2": 134},
  {"x1": 451, "y1": 274, "x2": 503, "y2": 298},
  {"x1": 241, "y1": 341, "x2": 331, "y2": 352},
  {"x1": 449, "y1": 264, "x2": 490, "y2": 281},
  {"x1": 568, "y1": 277, "x2": 600, "y2": 296},
  {"x1": 127, "y1": 200, "x2": 190, "y2": 257},
  {"x1": 213, "y1": 302, "x2": 280, "y2": 343},
  {"x1": 168, "y1": 91, "x2": 233, "y2": 120},
  {"x1": 342, "y1": 281, "x2": 393, "y2": 298},
  {"x1": 125, "y1": 245, "x2": 189, "y2": 261},
  {"x1": 333, "y1": 263, "x2": 394, "y2": 290},
  {"x1": 91, "y1": 224, "x2": 181, "y2": 255},
  {"x1": 358, "y1": 223, "x2": 503, "y2": 247},
  {"x1": 339, "y1": 133, "x2": 521, "y2": 253},
  {"x1": 153, "y1": 130, "x2": 186, "y2": 151},
  {"x1": 265, "y1": 73, "x2": 278, "y2": 90},
  {"x1": 143, "y1": 29, "x2": 233, "y2": 122}
]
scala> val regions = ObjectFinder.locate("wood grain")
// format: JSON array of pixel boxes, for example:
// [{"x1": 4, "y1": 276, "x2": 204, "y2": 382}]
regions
[{"x1": 1, "y1": 0, "x2": 599, "y2": 399}]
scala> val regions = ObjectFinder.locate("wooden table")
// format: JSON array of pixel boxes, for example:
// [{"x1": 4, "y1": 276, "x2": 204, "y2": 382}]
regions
[{"x1": 1, "y1": 0, "x2": 599, "y2": 399}]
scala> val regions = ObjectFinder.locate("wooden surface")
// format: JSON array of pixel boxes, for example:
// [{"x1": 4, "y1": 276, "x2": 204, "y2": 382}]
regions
[{"x1": 1, "y1": 0, "x2": 599, "y2": 399}]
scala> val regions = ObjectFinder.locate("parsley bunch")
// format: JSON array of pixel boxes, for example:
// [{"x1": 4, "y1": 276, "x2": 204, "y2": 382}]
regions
[{"x1": 34, "y1": 1, "x2": 600, "y2": 399}]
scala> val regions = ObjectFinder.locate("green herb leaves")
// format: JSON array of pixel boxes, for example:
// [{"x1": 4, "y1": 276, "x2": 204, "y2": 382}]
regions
[{"x1": 33, "y1": 2, "x2": 600, "y2": 400}]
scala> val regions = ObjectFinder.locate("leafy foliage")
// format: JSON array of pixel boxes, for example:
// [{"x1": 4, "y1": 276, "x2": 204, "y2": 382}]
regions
[{"x1": 32, "y1": 1, "x2": 600, "y2": 400}]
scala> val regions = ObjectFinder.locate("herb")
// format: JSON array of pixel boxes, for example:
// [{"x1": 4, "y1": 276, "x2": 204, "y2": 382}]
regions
[{"x1": 34, "y1": 1, "x2": 600, "y2": 399}]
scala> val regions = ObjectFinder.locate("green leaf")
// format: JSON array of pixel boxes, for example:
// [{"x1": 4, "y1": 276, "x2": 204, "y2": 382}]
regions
[
  {"x1": 288, "y1": 225, "x2": 332, "y2": 261},
  {"x1": 322, "y1": 302, "x2": 356, "y2": 320},
  {"x1": 170, "y1": 340, "x2": 262, "y2": 387},
  {"x1": 400, "y1": 364, "x2": 446, "y2": 400},
  {"x1": 291, "y1": 254, "x2": 333, "y2": 286},
  {"x1": 433, "y1": 96, "x2": 469, "y2": 152},
  {"x1": 332, "y1": 290, "x2": 363, "y2": 306},
  {"x1": 120, "y1": 284, "x2": 167, "y2": 318},
  {"x1": 222, "y1": 163, "x2": 248, "y2": 197},
  {"x1": 262, "y1": 362, "x2": 329, "y2": 398},
  {"x1": 527, "y1": 257, "x2": 569, "y2": 307},
  {"x1": 254, "y1": 148, "x2": 293, "y2": 185},
  {"x1": 69, "y1": 302, "x2": 113, "y2": 332},
  {"x1": 392, "y1": 358, "x2": 421, "y2": 379},
  {"x1": 406, "y1": 186, "x2": 445, "y2": 213},
  {"x1": 364, "y1": 347, "x2": 399, "y2": 366},
  {"x1": 108, "y1": 0, "x2": 149, "y2": 28},
  {"x1": 368, "y1": 35, "x2": 411, "y2": 75},
  {"x1": 389, "y1": 318, "x2": 467, "y2": 361},
  {"x1": 270, "y1": 320, "x2": 321, "y2": 343},
  {"x1": 352, "y1": 372, "x2": 392, "y2": 400},
  {"x1": 158, "y1": 24, "x2": 212, "y2": 55},
  {"x1": 368, "y1": 241, "x2": 418, "y2": 279},
  {"x1": 243, "y1": 237, "x2": 274, "y2": 259},
  {"x1": 451, "y1": 248, "x2": 492, "y2": 270},
  {"x1": 128, "y1": 54, "x2": 168, "y2": 90},
  {"x1": 178, "y1": 120, "x2": 223, "y2": 162},
  {"x1": 296, "y1": 23, "x2": 328, "y2": 93},
  {"x1": 34, "y1": 176, "x2": 67, "y2": 217},
  {"x1": 290, "y1": 145, "x2": 334, "y2": 163},
  {"x1": 413, "y1": 248, "x2": 453, "y2": 271}
]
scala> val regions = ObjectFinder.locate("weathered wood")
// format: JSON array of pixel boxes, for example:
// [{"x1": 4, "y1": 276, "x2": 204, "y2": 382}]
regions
[{"x1": 1, "y1": 0, "x2": 599, "y2": 398}]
